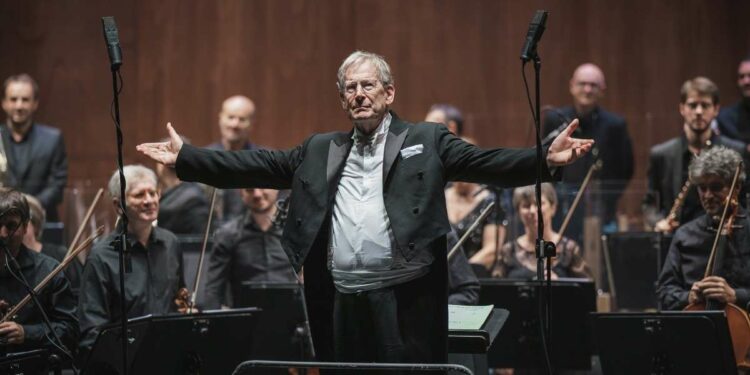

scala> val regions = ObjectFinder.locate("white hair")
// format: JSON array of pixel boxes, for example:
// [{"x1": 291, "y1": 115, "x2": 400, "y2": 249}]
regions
[
  {"x1": 108, "y1": 165, "x2": 158, "y2": 199},
  {"x1": 336, "y1": 51, "x2": 394, "y2": 93}
]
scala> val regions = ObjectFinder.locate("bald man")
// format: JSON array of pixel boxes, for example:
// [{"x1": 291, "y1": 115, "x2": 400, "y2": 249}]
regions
[
  {"x1": 542, "y1": 63, "x2": 634, "y2": 236},
  {"x1": 207, "y1": 95, "x2": 259, "y2": 223}
]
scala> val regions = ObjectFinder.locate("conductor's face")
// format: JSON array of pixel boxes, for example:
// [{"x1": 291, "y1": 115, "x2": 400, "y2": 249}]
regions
[{"x1": 340, "y1": 61, "x2": 395, "y2": 134}]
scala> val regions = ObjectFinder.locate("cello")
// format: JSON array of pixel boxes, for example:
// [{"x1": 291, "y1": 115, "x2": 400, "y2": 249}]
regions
[{"x1": 684, "y1": 164, "x2": 750, "y2": 369}]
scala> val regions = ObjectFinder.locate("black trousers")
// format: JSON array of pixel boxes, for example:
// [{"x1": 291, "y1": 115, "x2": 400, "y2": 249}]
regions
[{"x1": 332, "y1": 263, "x2": 448, "y2": 369}]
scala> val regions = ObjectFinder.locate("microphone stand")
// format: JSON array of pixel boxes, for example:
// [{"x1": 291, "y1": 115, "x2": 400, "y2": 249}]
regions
[
  {"x1": 109, "y1": 54, "x2": 131, "y2": 375},
  {"x1": 525, "y1": 54, "x2": 555, "y2": 374}
]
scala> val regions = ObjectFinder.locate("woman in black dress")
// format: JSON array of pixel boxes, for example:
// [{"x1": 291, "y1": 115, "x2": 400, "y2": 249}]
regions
[{"x1": 493, "y1": 183, "x2": 590, "y2": 279}]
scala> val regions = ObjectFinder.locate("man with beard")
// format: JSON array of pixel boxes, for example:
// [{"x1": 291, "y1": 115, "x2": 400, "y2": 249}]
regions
[
  {"x1": 644, "y1": 77, "x2": 746, "y2": 233},
  {"x1": 656, "y1": 146, "x2": 750, "y2": 310},
  {"x1": 717, "y1": 57, "x2": 750, "y2": 147},
  {"x1": 77, "y1": 165, "x2": 185, "y2": 359},
  {"x1": 201, "y1": 187, "x2": 296, "y2": 309}
]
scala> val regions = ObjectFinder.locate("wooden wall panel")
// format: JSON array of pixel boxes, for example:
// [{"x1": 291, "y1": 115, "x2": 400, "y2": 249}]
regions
[{"x1": 1, "y1": 0, "x2": 749, "y2": 223}]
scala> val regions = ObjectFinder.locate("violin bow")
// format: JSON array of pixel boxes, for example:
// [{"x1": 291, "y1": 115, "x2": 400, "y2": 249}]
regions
[
  {"x1": 2, "y1": 226, "x2": 104, "y2": 323},
  {"x1": 447, "y1": 201, "x2": 495, "y2": 261},
  {"x1": 704, "y1": 164, "x2": 742, "y2": 278},
  {"x1": 556, "y1": 160, "x2": 601, "y2": 246},
  {"x1": 189, "y1": 187, "x2": 218, "y2": 309},
  {"x1": 65, "y1": 188, "x2": 104, "y2": 263}
]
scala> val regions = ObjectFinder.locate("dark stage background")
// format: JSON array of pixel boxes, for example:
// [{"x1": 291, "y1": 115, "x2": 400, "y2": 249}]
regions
[{"x1": 1, "y1": 0, "x2": 749, "y2": 226}]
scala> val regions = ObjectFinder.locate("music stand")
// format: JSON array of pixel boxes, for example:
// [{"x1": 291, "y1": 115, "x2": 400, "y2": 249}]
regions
[
  {"x1": 448, "y1": 307, "x2": 509, "y2": 375},
  {"x1": 0, "y1": 349, "x2": 53, "y2": 375},
  {"x1": 83, "y1": 308, "x2": 259, "y2": 375},
  {"x1": 478, "y1": 278, "x2": 596, "y2": 370},
  {"x1": 592, "y1": 311, "x2": 736, "y2": 375},
  {"x1": 236, "y1": 282, "x2": 313, "y2": 361}
]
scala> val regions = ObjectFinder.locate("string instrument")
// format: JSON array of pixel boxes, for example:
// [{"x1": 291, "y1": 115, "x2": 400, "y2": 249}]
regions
[
  {"x1": 447, "y1": 201, "x2": 495, "y2": 261},
  {"x1": 662, "y1": 180, "x2": 692, "y2": 232},
  {"x1": 684, "y1": 165, "x2": 750, "y2": 369},
  {"x1": 175, "y1": 188, "x2": 218, "y2": 314},
  {"x1": 1, "y1": 226, "x2": 104, "y2": 323},
  {"x1": 66, "y1": 188, "x2": 104, "y2": 264},
  {"x1": 556, "y1": 160, "x2": 602, "y2": 246}
]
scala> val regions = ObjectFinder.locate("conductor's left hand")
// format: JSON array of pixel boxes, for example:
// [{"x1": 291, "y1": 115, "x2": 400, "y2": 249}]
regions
[
  {"x1": 546, "y1": 119, "x2": 595, "y2": 167},
  {"x1": 136, "y1": 122, "x2": 184, "y2": 167}
]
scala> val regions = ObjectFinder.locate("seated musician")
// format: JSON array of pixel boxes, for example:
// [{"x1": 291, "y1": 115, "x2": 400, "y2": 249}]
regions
[
  {"x1": 657, "y1": 146, "x2": 750, "y2": 310},
  {"x1": 492, "y1": 184, "x2": 590, "y2": 279},
  {"x1": 0, "y1": 188, "x2": 77, "y2": 355},
  {"x1": 22, "y1": 194, "x2": 83, "y2": 297},
  {"x1": 77, "y1": 165, "x2": 185, "y2": 358},
  {"x1": 201, "y1": 188, "x2": 296, "y2": 309}
]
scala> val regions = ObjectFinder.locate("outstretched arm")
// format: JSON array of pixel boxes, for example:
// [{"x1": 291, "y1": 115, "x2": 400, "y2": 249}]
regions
[{"x1": 136, "y1": 122, "x2": 184, "y2": 166}]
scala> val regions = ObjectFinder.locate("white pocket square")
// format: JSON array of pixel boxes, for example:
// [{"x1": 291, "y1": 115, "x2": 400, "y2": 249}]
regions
[{"x1": 400, "y1": 144, "x2": 424, "y2": 159}]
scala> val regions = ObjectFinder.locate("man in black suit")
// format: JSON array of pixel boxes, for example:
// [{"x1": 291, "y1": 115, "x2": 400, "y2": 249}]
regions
[
  {"x1": 542, "y1": 63, "x2": 634, "y2": 237},
  {"x1": 137, "y1": 51, "x2": 592, "y2": 364},
  {"x1": 644, "y1": 77, "x2": 746, "y2": 233},
  {"x1": 1, "y1": 74, "x2": 67, "y2": 221},
  {"x1": 206, "y1": 95, "x2": 259, "y2": 225},
  {"x1": 717, "y1": 56, "x2": 750, "y2": 147}
]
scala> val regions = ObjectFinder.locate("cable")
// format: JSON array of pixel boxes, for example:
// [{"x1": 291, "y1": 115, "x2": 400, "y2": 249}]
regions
[{"x1": 522, "y1": 61, "x2": 553, "y2": 375}]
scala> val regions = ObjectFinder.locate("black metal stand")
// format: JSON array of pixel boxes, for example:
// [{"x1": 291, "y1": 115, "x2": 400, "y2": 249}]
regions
[
  {"x1": 109, "y1": 66, "x2": 131, "y2": 375},
  {"x1": 526, "y1": 53, "x2": 555, "y2": 374}
]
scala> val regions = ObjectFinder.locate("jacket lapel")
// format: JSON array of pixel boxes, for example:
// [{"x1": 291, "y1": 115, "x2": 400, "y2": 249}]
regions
[
  {"x1": 326, "y1": 131, "x2": 353, "y2": 203},
  {"x1": 383, "y1": 115, "x2": 409, "y2": 185}
]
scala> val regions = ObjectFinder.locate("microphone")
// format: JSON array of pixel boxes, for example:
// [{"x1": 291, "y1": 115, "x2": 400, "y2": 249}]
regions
[
  {"x1": 520, "y1": 10, "x2": 549, "y2": 62},
  {"x1": 101, "y1": 16, "x2": 123, "y2": 71}
]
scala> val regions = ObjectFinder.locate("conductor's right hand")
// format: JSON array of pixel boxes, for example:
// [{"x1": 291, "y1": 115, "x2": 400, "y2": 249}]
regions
[{"x1": 136, "y1": 122, "x2": 184, "y2": 167}]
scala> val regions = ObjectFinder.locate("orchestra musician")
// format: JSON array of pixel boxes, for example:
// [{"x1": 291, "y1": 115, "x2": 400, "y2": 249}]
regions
[
  {"x1": 656, "y1": 146, "x2": 750, "y2": 311},
  {"x1": 77, "y1": 165, "x2": 186, "y2": 359},
  {"x1": 22, "y1": 194, "x2": 83, "y2": 297},
  {"x1": 137, "y1": 50, "x2": 592, "y2": 364},
  {"x1": 443, "y1": 136, "x2": 507, "y2": 278},
  {"x1": 206, "y1": 95, "x2": 260, "y2": 225},
  {"x1": 0, "y1": 188, "x2": 77, "y2": 355},
  {"x1": 201, "y1": 188, "x2": 297, "y2": 310},
  {"x1": 492, "y1": 183, "x2": 590, "y2": 279},
  {"x1": 717, "y1": 56, "x2": 750, "y2": 147},
  {"x1": 644, "y1": 77, "x2": 746, "y2": 233},
  {"x1": 0, "y1": 74, "x2": 68, "y2": 221}
]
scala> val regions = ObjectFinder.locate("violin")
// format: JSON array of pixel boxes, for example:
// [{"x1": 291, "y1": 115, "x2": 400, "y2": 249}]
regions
[{"x1": 684, "y1": 165, "x2": 750, "y2": 369}]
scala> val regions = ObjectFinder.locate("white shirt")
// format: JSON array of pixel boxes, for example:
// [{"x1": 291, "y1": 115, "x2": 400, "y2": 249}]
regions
[{"x1": 330, "y1": 113, "x2": 430, "y2": 293}]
